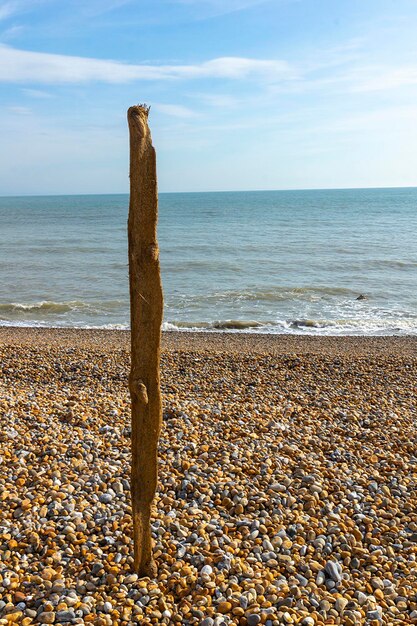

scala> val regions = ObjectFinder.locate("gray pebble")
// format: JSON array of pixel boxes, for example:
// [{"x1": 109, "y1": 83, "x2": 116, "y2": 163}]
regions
[
  {"x1": 367, "y1": 610, "x2": 382, "y2": 621},
  {"x1": 99, "y1": 493, "x2": 113, "y2": 504},
  {"x1": 239, "y1": 595, "x2": 248, "y2": 610},
  {"x1": 112, "y1": 481, "x2": 123, "y2": 494},
  {"x1": 356, "y1": 591, "x2": 367, "y2": 605},
  {"x1": 325, "y1": 560, "x2": 342, "y2": 582},
  {"x1": 56, "y1": 609, "x2": 76, "y2": 623},
  {"x1": 270, "y1": 483, "x2": 286, "y2": 492}
]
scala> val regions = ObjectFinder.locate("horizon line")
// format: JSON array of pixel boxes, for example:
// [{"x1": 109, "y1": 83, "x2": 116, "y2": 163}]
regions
[{"x1": 1, "y1": 184, "x2": 417, "y2": 199}]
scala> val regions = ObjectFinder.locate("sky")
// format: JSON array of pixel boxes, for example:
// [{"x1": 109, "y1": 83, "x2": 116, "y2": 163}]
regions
[{"x1": 1, "y1": 0, "x2": 417, "y2": 194}]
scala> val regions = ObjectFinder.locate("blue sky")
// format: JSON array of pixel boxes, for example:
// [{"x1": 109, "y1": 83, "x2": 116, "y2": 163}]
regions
[{"x1": 1, "y1": 0, "x2": 417, "y2": 194}]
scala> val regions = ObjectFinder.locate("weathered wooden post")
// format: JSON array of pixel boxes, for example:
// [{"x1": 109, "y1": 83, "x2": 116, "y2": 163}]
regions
[{"x1": 127, "y1": 105, "x2": 163, "y2": 577}]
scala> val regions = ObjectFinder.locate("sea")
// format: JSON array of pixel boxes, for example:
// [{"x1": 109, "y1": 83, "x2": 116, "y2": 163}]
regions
[{"x1": 0, "y1": 188, "x2": 416, "y2": 335}]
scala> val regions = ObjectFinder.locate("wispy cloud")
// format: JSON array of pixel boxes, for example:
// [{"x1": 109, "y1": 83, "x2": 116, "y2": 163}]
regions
[
  {"x1": 7, "y1": 104, "x2": 31, "y2": 114},
  {"x1": 312, "y1": 105, "x2": 417, "y2": 135},
  {"x1": 0, "y1": 44, "x2": 295, "y2": 84},
  {"x1": 154, "y1": 103, "x2": 199, "y2": 118},
  {"x1": 4, "y1": 41, "x2": 416, "y2": 99},
  {"x1": 0, "y1": 0, "x2": 50, "y2": 22},
  {"x1": 173, "y1": 0, "x2": 272, "y2": 17},
  {"x1": 73, "y1": 0, "x2": 139, "y2": 18},
  {"x1": 0, "y1": 24, "x2": 24, "y2": 40},
  {"x1": 192, "y1": 93, "x2": 239, "y2": 108},
  {"x1": 308, "y1": 63, "x2": 417, "y2": 96},
  {"x1": 175, "y1": 0, "x2": 267, "y2": 6},
  {"x1": 0, "y1": 1, "x2": 20, "y2": 20},
  {"x1": 22, "y1": 87, "x2": 53, "y2": 98},
  {"x1": 349, "y1": 65, "x2": 417, "y2": 93}
]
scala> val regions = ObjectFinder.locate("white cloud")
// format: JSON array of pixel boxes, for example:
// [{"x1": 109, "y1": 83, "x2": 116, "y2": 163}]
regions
[{"x1": 0, "y1": 44, "x2": 295, "y2": 84}]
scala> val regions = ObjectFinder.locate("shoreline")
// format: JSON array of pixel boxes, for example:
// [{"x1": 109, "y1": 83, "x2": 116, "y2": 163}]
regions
[{"x1": 1, "y1": 325, "x2": 417, "y2": 356}]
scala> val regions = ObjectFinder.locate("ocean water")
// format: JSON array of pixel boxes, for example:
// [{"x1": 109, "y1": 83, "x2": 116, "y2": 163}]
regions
[{"x1": 0, "y1": 188, "x2": 416, "y2": 335}]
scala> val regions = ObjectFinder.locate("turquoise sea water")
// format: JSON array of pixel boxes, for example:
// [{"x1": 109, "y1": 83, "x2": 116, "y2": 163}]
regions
[{"x1": 0, "y1": 188, "x2": 416, "y2": 334}]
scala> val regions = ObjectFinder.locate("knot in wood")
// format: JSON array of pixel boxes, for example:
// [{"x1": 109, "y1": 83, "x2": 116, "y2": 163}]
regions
[{"x1": 131, "y1": 379, "x2": 149, "y2": 404}]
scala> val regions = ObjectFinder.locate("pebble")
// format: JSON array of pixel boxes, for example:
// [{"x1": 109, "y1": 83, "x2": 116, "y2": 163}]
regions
[
  {"x1": 0, "y1": 335, "x2": 416, "y2": 625},
  {"x1": 367, "y1": 609, "x2": 382, "y2": 621},
  {"x1": 325, "y1": 560, "x2": 342, "y2": 582},
  {"x1": 356, "y1": 591, "x2": 367, "y2": 605},
  {"x1": 200, "y1": 564, "x2": 213, "y2": 577},
  {"x1": 335, "y1": 597, "x2": 348, "y2": 613},
  {"x1": 99, "y1": 493, "x2": 113, "y2": 504},
  {"x1": 37, "y1": 612, "x2": 56, "y2": 623},
  {"x1": 56, "y1": 610, "x2": 76, "y2": 623},
  {"x1": 112, "y1": 481, "x2": 123, "y2": 494}
]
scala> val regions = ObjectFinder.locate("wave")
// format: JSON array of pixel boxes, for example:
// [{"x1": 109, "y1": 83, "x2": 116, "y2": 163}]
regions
[
  {"x1": 163, "y1": 320, "x2": 269, "y2": 331},
  {"x1": 290, "y1": 319, "x2": 323, "y2": 329},
  {"x1": 162, "y1": 317, "x2": 417, "y2": 335},
  {"x1": 1, "y1": 293, "x2": 416, "y2": 336},
  {"x1": 0, "y1": 301, "x2": 85, "y2": 314},
  {"x1": 368, "y1": 259, "x2": 417, "y2": 269},
  {"x1": 231, "y1": 286, "x2": 356, "y2": 300},
  {"x1": 0, "y1": 300, "x2": 124, "y2": 314},
  {"x1": 1, "y1": 316, "x2": 416, "y2": 335},
  {"x1": 166, "y1": 286, "x2": 358, "y2": 308}
]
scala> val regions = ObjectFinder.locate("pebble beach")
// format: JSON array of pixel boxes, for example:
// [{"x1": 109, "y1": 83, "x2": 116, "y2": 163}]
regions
[{"x1": 1, "y1": 328, "x2": 417, "y2": 626}]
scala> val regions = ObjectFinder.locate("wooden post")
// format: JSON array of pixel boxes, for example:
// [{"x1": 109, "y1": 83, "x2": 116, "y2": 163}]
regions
[{"x1": 127, "y1": 104, "x2": 163, "y2": 577}]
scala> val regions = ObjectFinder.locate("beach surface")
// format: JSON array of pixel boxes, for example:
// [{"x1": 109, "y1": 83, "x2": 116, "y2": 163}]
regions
[{"x1": 1, "y1": 328, "x2": 417, "y2": 625}]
